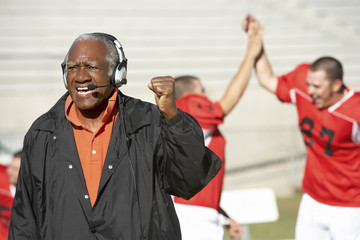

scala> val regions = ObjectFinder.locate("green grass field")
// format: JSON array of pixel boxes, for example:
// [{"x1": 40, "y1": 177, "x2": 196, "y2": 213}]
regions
[{"x1": 225, "y1": 193, "x2": 303, "y2": 240}]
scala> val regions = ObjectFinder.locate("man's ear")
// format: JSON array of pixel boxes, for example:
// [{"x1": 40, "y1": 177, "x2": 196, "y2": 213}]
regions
[{"x1": 332, "y1": 79, "x2": 343, "y2": 93}]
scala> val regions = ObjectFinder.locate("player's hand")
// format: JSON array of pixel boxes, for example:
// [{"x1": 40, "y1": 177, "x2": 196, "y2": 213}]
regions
[
  {"x1": 227, "y1": 218, "x2": 243, "y2": 239},
  {"x1": 243, "y1": 14, "x2": 263, "y2": 60},
  {"x1": 242, "y1": 14, "x2": 257, "y2": 33},
  {"x1": 148, "y1": 76, "x2": 177, "y2": 120}
]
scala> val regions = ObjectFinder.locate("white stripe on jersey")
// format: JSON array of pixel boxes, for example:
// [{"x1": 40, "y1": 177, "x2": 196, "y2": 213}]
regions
[
  {"x1": 329, "y1": 90, "x2": 354, "y2": 113},
  {"x1": 328, "y1": 110, "x2": 359, "y2": 144},
  {"x1": 352, "y1": 124, "x2": 360, "y2": 145},
  {"x1": 327, "y1": 90, "x2": 360, "y2": 145},
  {"x1": 290, "y1": 88, "x2": 313, "y2": 105}
]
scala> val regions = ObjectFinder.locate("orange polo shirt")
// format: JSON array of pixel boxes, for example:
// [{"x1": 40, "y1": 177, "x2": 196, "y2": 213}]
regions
[{"x1": 65, "y1": 90, "x2": 119, "y2": 206}]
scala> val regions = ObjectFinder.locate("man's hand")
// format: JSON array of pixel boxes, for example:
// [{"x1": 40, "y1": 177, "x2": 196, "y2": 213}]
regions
[
  {"x1": 227, "y1": 218, "x2": 243, "y2": 240},
  {"x1": 242, "y1": 14, "x2": 259, "y2": 33},
  {"x1": 243, "y1": 14, "x2": 263, "y2": 60},
  {"x1": 148, "y1": 76, "x2": 177, "y2": 120}
]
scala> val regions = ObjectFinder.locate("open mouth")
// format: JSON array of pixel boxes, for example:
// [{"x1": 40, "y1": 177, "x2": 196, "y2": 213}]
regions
[
  {"x1": 76, "y1": 86, "x2": 94, "y2": 96},
  {"x1": 312, "y1": 97, "x2": 321, "y2": 105}
]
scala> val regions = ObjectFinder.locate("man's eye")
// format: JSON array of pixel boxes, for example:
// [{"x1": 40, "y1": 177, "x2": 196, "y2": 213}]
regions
[
  {"x1": 68, "y1": 66, "x2": 77, "y2": 71},
  {"x1": 88, "y1": 66, "x2": 97, "y2": 70}
]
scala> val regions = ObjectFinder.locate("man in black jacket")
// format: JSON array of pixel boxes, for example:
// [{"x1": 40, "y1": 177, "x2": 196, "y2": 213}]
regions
[{"x1": 9, "y1": 33, "x2": 222, "y2": 240}]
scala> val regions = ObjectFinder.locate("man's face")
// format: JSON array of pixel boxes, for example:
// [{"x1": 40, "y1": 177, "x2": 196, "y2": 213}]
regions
[
  {"x1": 65, "y1": 39, "x2": 114, "y2": 112},
  {"x1": 306, "y1": 70, "x2": 336, "y2": 109},
  {"x1": 193, "y1": 79, "x2": 205, "y2": 96},
  {"x1": 7, "y1": 157, "x2": 20, "y2": 185}
]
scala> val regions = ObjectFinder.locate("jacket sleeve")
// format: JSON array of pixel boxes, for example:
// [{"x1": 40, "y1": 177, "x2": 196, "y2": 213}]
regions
[
  {"x1": 156, "y1": 109, "x2": 222, "y2": 200},
  {"x1": 9, "y1": 134, "x2": 39, "y2": 239}
]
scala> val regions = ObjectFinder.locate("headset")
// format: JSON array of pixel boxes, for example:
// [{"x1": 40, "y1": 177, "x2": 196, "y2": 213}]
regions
[{"x1": 61, "y1": 33, "x2": 128, "y2": 89}]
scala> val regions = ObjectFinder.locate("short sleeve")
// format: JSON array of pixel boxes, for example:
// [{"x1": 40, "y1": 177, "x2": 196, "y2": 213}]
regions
[{"x1": 276, "y1": 63, "x2": 311, "y2": 103}]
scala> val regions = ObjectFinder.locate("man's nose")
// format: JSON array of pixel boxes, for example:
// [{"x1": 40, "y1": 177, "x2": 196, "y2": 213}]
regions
[
  {"x1": 307, "y1": 85, "x2": 314, "y2": 95},
  {"x1": 74, "y1": 67, "x2": 91, "y2": 82}
]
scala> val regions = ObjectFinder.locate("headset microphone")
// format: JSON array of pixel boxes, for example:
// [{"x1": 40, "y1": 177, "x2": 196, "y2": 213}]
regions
[{"x1": 87, "y1": 83, "x2": 119, "y2": 90}]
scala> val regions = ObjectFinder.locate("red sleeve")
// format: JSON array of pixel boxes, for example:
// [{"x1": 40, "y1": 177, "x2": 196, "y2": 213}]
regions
[
  {"x1": 276, "y1": 63, "x2": 311, "y2": 103},
  {"x1": 176, "y1": 94, "x2": 224, "y2": 130}
]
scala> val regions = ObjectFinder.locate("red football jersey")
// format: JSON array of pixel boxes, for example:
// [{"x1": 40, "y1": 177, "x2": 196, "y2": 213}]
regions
[
  {"x1": 277, "y1": 64, "x2": 360, "y2": 207},
  {"x1": 174, "y1": 94, "x2": 225, "y2": 210},
  {"x1": 0, "y1": 165, "x2": 12, "y2": 240}
]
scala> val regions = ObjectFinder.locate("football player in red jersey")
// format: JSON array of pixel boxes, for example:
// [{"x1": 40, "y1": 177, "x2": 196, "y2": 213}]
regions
[
  {"x1": 0, "y1": 151, "x2": 21, "y2": 240},
  {"x1": 173, "y1": 16, "x2": 263, "y2": 240},
  {"x1": 244, "y1": 14, "x2": 360, "y2": 240}
]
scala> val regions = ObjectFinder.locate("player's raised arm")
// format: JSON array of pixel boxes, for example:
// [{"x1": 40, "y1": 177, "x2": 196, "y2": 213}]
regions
[
  {"x1": 219, "y1": 15, "x2": 263, "y2": 116},
  {"x1": 243, "y1": 14, "x2": 278, "y2": 94}
]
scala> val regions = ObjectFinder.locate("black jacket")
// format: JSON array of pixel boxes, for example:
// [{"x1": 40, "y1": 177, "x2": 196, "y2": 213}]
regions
[{"x1": 9, "y1": 91, "x2": 222, "y2": 240}]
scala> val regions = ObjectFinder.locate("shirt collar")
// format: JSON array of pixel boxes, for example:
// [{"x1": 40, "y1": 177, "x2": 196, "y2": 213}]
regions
[{"x1": 65, "y1": 89, "x2": 118, "y2": 129}]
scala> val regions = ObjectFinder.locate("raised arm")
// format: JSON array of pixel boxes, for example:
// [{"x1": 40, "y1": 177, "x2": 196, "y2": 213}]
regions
[
  {"x1": 242, "y1": 14, "x2": 278, "y2": 94},
  {"x1": 219, "y1": 15, "x2": 264, "y2": 116},
  {"x1": 149, "y1": 76, "x2": 222, "y2": 199},
  {"x1": 158, "y1": 109, "x2": 222, "y2": 199}
]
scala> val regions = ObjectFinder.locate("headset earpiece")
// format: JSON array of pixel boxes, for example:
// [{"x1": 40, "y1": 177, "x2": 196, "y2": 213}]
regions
[
  {"x1": 105, "y1": 36, "x2": 127, "y2": 88},
  {"x1": 113, "y1": 60, "x2": 127, "y2": 86},
  {"x1": 61, "y1": 61, "x2": 68, "y2": 89}
]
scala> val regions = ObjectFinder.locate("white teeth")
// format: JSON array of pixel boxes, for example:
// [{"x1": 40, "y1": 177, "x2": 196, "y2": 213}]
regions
[{"x1": 77, "y1": 87, "x2": 88, "y2": 91}]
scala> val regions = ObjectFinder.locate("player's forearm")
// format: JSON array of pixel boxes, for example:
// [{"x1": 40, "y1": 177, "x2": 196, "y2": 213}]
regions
[
  {"x1": 219, "y1": 54, "x2": 255, "y2": 116},
  {"x1": 255, "y1": 50, "x2": 278, "y2": 93}
]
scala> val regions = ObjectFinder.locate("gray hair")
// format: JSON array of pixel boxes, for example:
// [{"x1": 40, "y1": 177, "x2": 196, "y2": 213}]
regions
[{"x1": 63, "y1": 33, "x2": 119, "y2": 77}]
